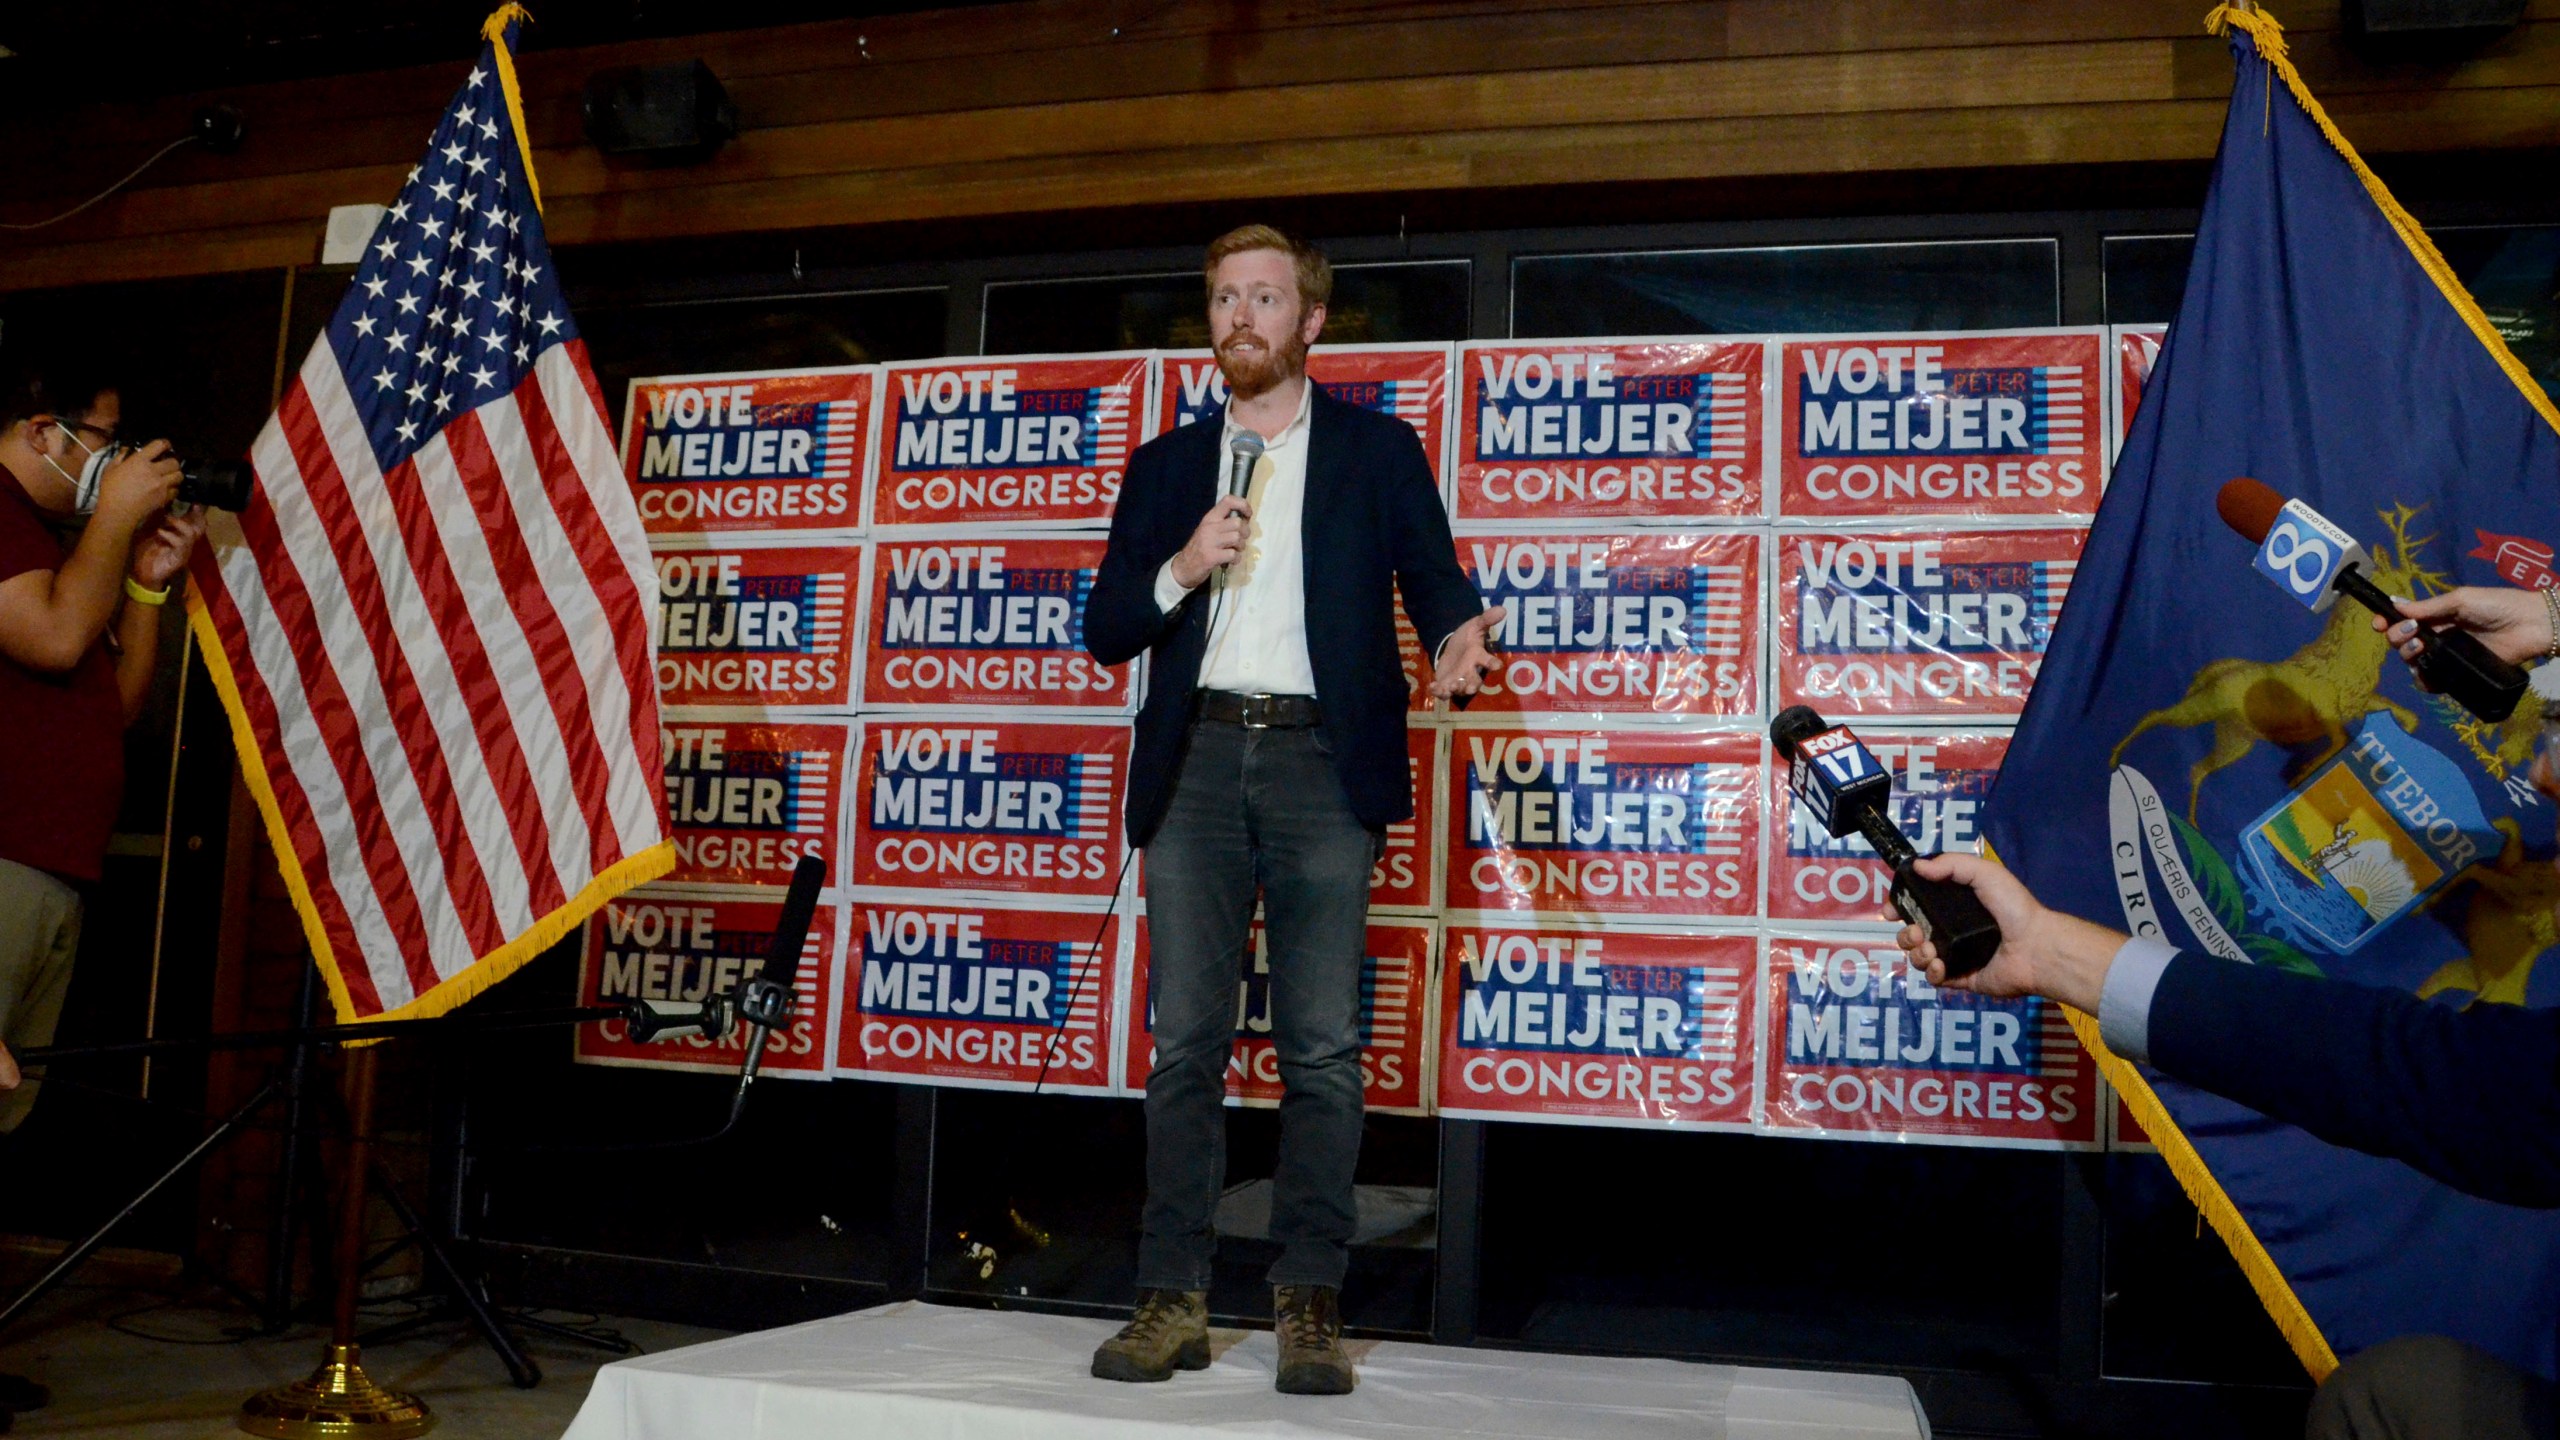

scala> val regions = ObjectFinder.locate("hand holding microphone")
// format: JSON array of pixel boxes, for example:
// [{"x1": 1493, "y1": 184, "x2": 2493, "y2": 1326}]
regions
[
  {"x1": 1170, "y1": 432, "x2": 1266, "y2": 590},
  {"x1": 1771, "y1": 705, "x2": 2003, "y2": 978},
  {"x1": 2218, "y1": 477, "x2": 2530, "y2": 721}
]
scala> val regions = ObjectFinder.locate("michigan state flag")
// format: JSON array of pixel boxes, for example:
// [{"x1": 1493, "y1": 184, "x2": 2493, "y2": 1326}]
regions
[{"x1": 1986, "y1": 7, "x2": 2560, "y2": 1380}]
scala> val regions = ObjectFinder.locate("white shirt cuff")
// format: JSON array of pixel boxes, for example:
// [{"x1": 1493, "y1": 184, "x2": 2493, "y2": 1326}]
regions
[
  {"x1": 2096, "y1": 936, "x2": 2179, "y2": 1065},
  {"x1": 1154, "y1": 559, "x2": 1195, "y2": 614}
]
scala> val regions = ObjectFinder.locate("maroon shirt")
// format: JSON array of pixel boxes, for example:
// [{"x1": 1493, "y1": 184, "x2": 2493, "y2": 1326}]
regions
[{"x1": 0, "y1": 468, "x2": 124, "y2": 881}]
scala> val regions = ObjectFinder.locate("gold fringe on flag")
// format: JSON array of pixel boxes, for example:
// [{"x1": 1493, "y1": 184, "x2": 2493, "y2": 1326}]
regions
[{"x1": 481, "y1": 4, "x2": 545, "y2": 215}]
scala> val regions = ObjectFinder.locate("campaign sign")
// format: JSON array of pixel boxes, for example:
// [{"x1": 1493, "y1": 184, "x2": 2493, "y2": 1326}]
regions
[
  {"x1": 1454, "y1": 531, "x2": 1759, "y2": 718},
  {"x1": 574, "y1": 889, "x2": 840, "y2": 1077},
  {"x1": 1777, "y1": 330, "x2": 2105, "y2": 519},
  {"x1": 1445, "y1": 727, "x2": 1762, "y2": 921},
  {"x1": 1117, "y1": 915, "x2": 1434, "y2": 1114},
  {"x1": 835, "y1": 900, "x2": 1117, "y2": 1094},
  {"x1": 1763, "y1": 935, "x2": 2097, "y2": 1147},
  {"x1": 654, "y1": 544, "x2": 859, "y2": 711},
  {"x1": 869, "y1": 354, "x2": 1147, "y2": 529},
  {"x1": 662, "y1": 719, "x2": 853, "y2": 890},
  {"x1": 1156, "y1": 344, "x2": 1451, "y2": 484},
  {"x1": 2114, "y1": 325, "x2": 2166, "y2": 447},
  {"x1": 621, "y1": 368, "x2": 872, "y2": 537},
  {"x1": 1435, "y1": 924, "x2": 1755, "y2": 1129},
  {"x1": 1768, "y1": 730, "x2": 2008, "y2": 924},
  {"x1": 852, "y1": 718, "x2": 1127, "y2": 900},
  {"x1": 1452, "y1": 340, "x2": 1762, "y2": 523},
  {"x1": 1775, "y1": 528, "x2": 2082, "y2": 720},
  {"x1": 863, "y1": 535, "x2": 1133, "y2": 711},
  {"x1": 1373, "y1": 727, "x2": 1441, "y2": 911}
]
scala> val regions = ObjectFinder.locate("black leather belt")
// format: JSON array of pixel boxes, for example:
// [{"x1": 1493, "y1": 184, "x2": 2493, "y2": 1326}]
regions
[{"x1": 1196, "y1": 690, "x2": 1323, "y2": 728}]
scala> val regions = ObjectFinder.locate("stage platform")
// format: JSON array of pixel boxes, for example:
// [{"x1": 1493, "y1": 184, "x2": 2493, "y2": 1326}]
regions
[{"x1": 558, "y1": 1299, "x2": 1930, "y2": 1440}]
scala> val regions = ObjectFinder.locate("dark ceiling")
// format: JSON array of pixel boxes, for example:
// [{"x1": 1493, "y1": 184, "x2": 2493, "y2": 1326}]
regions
[{"x1": 0, "y1": 1, "x2": 1012, "y2": 94}]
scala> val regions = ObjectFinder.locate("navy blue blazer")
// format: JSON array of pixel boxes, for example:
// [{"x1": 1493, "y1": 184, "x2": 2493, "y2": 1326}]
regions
[
  {"x1": 2149, "y1": 954, "x2": 2560, "y2": 1207},
  {"x1": 1084, "y1": 387, "x2": 1481, "y2": 844}
]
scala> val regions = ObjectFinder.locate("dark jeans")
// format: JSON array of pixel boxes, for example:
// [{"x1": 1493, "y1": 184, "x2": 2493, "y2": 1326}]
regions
[
  {"x1": 1137, "y1": 718, "x2": 1376, "y2": 1292},
  {"x1": 2308, "y1": 1336, "x2": 2559, "y2": 1440}
]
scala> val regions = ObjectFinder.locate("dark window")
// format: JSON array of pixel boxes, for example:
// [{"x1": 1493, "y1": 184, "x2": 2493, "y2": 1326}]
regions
[
  {"x1": 1511, "y1": 240, "x2": 2059, "y2": 338},
  {"x1": 981, "y1": 260, "x2": 1471, "y2": 354},
  {"x1": 576, "y1": 288, "x2": 949, "y2": 430},
  {"x1": 2102, "y1": 234, "x2": 2197, "y2": 326}
]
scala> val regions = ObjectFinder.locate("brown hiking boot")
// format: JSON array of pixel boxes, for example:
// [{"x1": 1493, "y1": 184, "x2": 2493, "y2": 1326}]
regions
[
  {"x1": 1091, "y1": 1288, "x2": 1210, "y2": 1382},
  {"x1": 1274, "y1": 1284, "x2": 1355, "y2": 1395}
]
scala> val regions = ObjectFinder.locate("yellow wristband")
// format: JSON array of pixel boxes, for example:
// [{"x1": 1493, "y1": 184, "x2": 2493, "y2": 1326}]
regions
[{"x1": 124, "y1": 577, "x2": 171, "y2": 607}]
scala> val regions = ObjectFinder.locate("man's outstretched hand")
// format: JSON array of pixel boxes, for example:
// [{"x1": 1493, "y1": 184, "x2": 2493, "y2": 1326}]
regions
[{"x1": 1431, "y1": 606, "x2": 1507, "y2": 703}]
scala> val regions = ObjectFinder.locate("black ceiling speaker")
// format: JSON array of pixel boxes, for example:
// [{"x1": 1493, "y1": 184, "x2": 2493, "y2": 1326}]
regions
[
  {"x1": 583, "y1": 60, "x2": 738, "y2": 163},
  {"x1": 2342, "y1": 0, "x2": 2527, "y2": 59}
]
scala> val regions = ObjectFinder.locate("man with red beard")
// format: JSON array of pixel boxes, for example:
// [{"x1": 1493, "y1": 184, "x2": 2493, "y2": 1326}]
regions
[{"x1": 1084, "y1": 226, "x2": 1500, "y2": 1394}]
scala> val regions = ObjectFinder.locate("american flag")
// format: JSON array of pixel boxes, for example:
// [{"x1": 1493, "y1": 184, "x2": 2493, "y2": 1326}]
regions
[{"x1": 188, "y1": 17, "x2": 672, "y2": 1024}]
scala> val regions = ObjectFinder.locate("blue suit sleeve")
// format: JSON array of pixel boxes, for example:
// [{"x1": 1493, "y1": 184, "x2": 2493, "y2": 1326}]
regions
[
  {"x1": 2147, "y1": 953, "x2": 2560, "y2": 1208},
  {"x1": 1383, "y1": 423, "x2": 1481, "y2": 658},
  {"x1": 1084, "y1": 442, "x2": 1188, "y2": 668}
]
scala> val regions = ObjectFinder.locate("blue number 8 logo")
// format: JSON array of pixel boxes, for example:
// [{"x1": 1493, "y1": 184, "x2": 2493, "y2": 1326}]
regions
[{"x1": 2261, "y1": 518, "x2": 2336, "y2": 595}]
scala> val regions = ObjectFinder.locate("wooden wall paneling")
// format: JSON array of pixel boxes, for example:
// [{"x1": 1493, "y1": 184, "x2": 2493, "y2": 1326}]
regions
[{"x1": 6, "y1": 0, "x2": 2560, "y2": 292}]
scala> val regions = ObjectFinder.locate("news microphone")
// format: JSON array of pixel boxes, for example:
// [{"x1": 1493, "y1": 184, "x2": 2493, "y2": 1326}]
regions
[
  {"x1": 1771, "y1": 705, "x2": 2002, "y2": 978},
  {"x1": 2218, "y1": 478, "x2": 2528, "y2": 722},
  {"x1": 735, "y1": 854, "x2": 827, "y2": 1086}
]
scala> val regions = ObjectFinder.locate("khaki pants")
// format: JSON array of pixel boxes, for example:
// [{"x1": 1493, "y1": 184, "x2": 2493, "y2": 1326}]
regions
[{"x1": 0, "y1": 857, "x2": 82, "y2": 1132}]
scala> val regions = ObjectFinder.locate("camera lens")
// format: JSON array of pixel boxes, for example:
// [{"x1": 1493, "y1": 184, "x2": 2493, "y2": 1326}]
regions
[{"x1": 176, "y1": 460, "x2": 254, "y2": 513}]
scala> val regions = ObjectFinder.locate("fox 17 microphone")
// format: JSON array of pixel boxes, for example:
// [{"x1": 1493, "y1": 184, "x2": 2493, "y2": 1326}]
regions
[
  {"x1": 2218, "y1": 477, "x2": 2528, "y2": 722},
  {"x1": 1771, "y1": 706, "x2": 2002, "y2": 978}
]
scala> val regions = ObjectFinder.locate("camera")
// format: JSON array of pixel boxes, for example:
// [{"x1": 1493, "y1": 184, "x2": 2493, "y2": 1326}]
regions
[
  {"x1": 92, "y1": 443, "x2": 254, "y2": 513},
  {"x1": 176, "y1": 457, "x2": 254, "y2": 512}
]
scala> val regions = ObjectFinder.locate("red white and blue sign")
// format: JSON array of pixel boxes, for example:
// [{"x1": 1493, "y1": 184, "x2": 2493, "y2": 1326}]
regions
[
  {"x1": 653, "y1": 543, "x2": 860, "y2": 712},
  {"x1": 1774, "y1": 528, "x2": 2082, "y2": 720},
  {"x1": 1435, "y1": 924, "x2": 1756, "y2": 1129},
  {"x1": 1444, "y1": 727, "x2": 1763, "y2": 922},
  {"x1": 869, "y1": 354, "x2": 1148, "y2": 529},
  {"x1": 1453, "y1": 340, "x2": 1764, "y2": 523},
  {"x1": 1155, "y1": 344, "x2": 1451, "y2": 486},
  {"x1": 621, "y1": 368, "x2": 873, "y2": 538},
  {"x1": 851, "y1": 718, "x2": 1127, "y2": 900},
  {"x1": 574, "y1": 888, "x2": 841, "y2": 1077},
  {"x1": 660, "y1": 719, "x2": 853, "y2": 891},
  {"x1": 1762, "y1": 934, "x2": 2097, "y2": 1148},
  {"x1": 1777, "y1": 330, "x2": 2105, "y2": 519},
  {"x1": 2112, "y1": 325, "x2": 2167, "y2": 451},
  {"x1": 1767, "y1": 729, "x2": 2008, "y2": 925},
  {"x1": 1372, "y1": 727, "x2": 1441, "y2": 912},
  {"x1": 862, "y1": 535, "x2": 1133, "y2": 711},
  {"x1": 834, "y1": 898, "x2": 1118, "y2": 1094},
  {"x1": 1117, "y1": 914, "x2": 1435, "y2": 1114},
  {"x1": 1452, "y1": 531, "x2": 1759, "y2": 718}
]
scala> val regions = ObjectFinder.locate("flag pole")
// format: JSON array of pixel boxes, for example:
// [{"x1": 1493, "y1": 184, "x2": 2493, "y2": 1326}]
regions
[{"x1": 238, "y1": 1044, "x2": 431, "y2": 1439}]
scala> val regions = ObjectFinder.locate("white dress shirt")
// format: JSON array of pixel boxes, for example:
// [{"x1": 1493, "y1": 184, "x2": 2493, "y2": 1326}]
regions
[{"x1": 1153, "y1": 380, "x2": 1317, "y2": 695}]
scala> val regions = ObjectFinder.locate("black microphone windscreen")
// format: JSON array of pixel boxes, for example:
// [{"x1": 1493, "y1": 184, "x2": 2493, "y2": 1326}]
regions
[
  {"x1": 1769, "y1": 705, "x2": 1829, "y2": 758},
  {"x1": 761, "y1": 855, "x2": 827, "y2": 989}
]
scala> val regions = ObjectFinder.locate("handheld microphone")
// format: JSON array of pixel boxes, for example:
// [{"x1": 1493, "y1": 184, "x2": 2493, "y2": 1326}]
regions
[
  {"x1": 1226, "y1": 430, "x2": 1265, "y2": 500},
  {"x1": 2218, "y1": 478, "x2": 2528, "y2": 722},
  {"x1": 1771, "y1": 705, "x2": 2002, "y2": 978}
]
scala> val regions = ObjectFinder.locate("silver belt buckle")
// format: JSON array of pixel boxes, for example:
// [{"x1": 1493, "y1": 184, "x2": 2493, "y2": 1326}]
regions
[{"x1": 1240, "y1": 693, "x2": 1273, "y2": 729}]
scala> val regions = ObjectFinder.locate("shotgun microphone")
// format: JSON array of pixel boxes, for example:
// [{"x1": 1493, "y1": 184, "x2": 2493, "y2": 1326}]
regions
[
  {"x1": 2218, "y1": 477, "x2": 2528, "y2": 722},
  {"x1": 1771, "y1": 705, "x2": 2002, "y2": 978}
]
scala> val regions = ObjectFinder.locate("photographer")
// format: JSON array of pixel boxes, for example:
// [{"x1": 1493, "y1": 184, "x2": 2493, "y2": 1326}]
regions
[
  {"x1": 0, "y1": 364, "x2": 199, "y2": 1135},
  {"x1": 1896, "y1": 582, "x2": 2560, "y2": 1440}
]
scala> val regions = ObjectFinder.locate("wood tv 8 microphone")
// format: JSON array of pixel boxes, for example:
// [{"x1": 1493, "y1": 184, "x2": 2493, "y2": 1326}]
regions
[
  {"x1": 1771, "y1": 705, "x2": 2002, "y2": 978},
  {"x1": 2218, "y1": 476, "x2": 2528, "y2": 722}
]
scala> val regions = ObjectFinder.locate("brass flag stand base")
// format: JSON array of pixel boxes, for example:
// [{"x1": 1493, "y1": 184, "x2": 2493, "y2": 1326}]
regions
[{"x1": 238, "y1": 1344, "x2": 433, "y2": 1438}]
